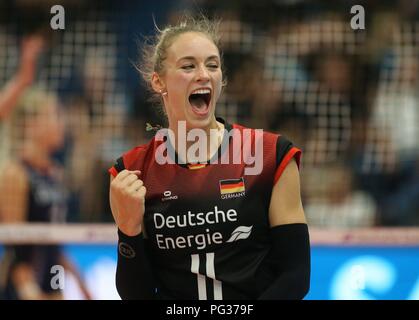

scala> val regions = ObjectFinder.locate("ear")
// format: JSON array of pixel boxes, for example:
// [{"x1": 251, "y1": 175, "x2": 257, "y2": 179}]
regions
[{"x1": 151, "y1": 72, "x2": 166, "y2": 94}]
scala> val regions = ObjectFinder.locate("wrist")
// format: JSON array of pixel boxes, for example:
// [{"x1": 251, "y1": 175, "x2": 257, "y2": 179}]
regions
[{"x1": 118, "y1": 224, "x2": 142, "y2": 238}]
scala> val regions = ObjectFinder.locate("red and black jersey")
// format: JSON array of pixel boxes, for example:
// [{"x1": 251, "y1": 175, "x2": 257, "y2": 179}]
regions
[{"x1": 109, "y1": 118, "x2": 301, "y2": 299}]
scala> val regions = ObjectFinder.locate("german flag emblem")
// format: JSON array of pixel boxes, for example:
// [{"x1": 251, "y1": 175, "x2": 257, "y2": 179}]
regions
[{"x1": 219, "y1": 177, "x2": 245, "y2": 195}]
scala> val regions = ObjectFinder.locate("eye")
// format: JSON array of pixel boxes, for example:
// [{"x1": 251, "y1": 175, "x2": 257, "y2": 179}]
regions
[
  {"x1": 181, "y1": 65, "x2": 194, "y2": 70},
  {"x1": 207, "y1": 64, "x2": 219, "y2": 69}
]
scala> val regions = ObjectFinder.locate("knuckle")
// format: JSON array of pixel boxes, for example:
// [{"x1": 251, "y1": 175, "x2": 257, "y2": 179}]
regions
[
  {"x1": 115, "y1": 170, "x2": 126, "y2": 180},
  {"x1": 110, "y1": 181, "x2": 120, "y2": 192},
  {"x1": 128, "y1": 173, "x2": 138, "y2": 181},
  {"x1": 140, "y1": 186, "x2": 147, "y2": 197}
]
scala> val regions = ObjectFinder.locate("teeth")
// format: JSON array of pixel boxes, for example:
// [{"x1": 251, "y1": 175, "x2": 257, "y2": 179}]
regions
[{"x1": 191, "y1": 89, "x2": 211, "y2": 95}]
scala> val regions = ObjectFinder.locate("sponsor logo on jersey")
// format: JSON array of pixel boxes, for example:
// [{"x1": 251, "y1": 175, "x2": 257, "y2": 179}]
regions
[
  {"x1": 152, "y1": 206, "x2": 253, "y2": 250},
  {"x1": 226, "y1": 226, "x2": 253, "y2": 242},
  {"x1": 219, "y1": 178, "x2": 245, "y2": 199},
  {"x1": 162, "y1": 190, "x2": 178, "y2": 202}
]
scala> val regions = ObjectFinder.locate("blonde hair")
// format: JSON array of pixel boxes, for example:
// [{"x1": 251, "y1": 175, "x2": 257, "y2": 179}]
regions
[
  {"x1": 11, "y1": 87, "x2": 58, "y2": 147},
  {"x1": 15, "y1": 87, "x2": 57, "y2": 118}
]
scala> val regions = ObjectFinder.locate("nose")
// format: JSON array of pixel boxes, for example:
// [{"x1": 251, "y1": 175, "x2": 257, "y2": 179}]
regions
[{"x1": 196, "y1": 64, "x2": 210, "y2": 82}]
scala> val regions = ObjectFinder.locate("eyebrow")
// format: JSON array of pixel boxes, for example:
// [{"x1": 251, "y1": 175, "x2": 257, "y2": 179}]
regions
[{"x1": 177, "y1": 55, "x2": 220, "y2": 63}]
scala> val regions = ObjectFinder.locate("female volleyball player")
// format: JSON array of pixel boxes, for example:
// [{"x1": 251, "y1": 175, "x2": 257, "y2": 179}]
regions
[
  {"x1": 109, "y1": 15, "x2": 310, "y2": 300},
  {"x1": 0, "y1": 89, "x2": 91, "y2": 300}
]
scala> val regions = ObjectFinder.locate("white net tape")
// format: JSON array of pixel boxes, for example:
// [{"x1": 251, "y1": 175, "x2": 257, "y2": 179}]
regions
[{"x1": 0, "y1": 224, "x2": 418, "y2": 245}]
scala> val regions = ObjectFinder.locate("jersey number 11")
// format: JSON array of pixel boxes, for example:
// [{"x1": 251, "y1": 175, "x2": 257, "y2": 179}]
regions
[{"x1": 191, "y1": 252, "x2": 223, "y2": 300}]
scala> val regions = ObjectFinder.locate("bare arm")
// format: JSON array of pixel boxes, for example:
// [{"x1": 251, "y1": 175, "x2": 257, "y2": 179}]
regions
[
  {"x1": 268, "y1": 159, "x2": 306, "y2": 227},
  {"x1": 11, "y1": 264, "x2": 48, "y2": 299},
  {"x1": 0, "y1": 35, "x2": 44, "y2": 120},
  {"x1": 259, "y1": 159, "x2": 310, "y2": 299},
  {"x1": 59, "y1": 254, "x2": 92, "y2": 300},
  {"x1": 0, "y1": 162, "x2": 29, "y2": 222}
]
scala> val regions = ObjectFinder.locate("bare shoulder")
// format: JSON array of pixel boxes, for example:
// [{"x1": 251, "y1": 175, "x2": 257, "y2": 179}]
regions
[
  {"x1": 0, "y1": 161, "x2": 29, "y2": 200},
  {"x1": 0, "y1": 161, "x2": 27, "y2": 184},
  {"x1": 268, "y1": 158, "x2": 307, "y2": 227}
]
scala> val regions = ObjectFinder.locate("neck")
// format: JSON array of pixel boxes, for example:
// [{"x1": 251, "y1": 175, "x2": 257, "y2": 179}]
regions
[{"x1": 168, "y1": 118, "x2": 225, "y2": 163}]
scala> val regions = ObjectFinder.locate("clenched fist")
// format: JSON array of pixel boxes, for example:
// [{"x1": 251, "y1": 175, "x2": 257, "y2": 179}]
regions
[{"x1": 109, "y1": 170, "x2": 146, "y2": 236}]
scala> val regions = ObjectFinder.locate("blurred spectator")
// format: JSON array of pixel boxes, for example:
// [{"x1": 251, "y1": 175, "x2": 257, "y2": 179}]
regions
[
  {"x1": 368, "y1": 55, "x2": 419, "y2": 166},
  {"x1": 380, "y1": 159, "x2": 419, "y2": 226},
  {"x1": 64, "y1": 97, "x2": 97, "y2": 222},
  {"x1": 0, "y1": 88, "x2": 91, "y2": 299},
  {"x1": 217, "y1": 53, "x2": 264, "y2": 125},
  {"x1": 63, "y1": 46, "x2": 133, "y2": 222},
  {"x1": 303, "y1": 163, "x2": 377, "y2": 228}
]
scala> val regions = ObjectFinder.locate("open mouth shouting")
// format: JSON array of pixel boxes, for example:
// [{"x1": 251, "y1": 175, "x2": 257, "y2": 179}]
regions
[{"x1": 188, "y1": 87, "x2": 212, "y2": 116}]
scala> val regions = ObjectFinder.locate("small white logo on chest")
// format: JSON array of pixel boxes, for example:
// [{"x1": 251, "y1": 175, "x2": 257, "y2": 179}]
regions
[{"x1": 162, "y1": 190, "x2": 178, "y2": 202}]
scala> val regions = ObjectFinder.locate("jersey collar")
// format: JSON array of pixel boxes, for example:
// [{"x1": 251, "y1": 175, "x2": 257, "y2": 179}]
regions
[{"x1": 164, "y1": 117, "x2": 233, "y2": 169}]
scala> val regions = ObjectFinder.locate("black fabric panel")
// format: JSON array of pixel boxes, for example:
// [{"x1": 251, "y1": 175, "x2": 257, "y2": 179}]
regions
[
  {"x1": 258, "y1": 223, "x2": 311, "y2": 300},
  {"x1": 116, "y1": 229, "x2": 156, "y2": 300},
  {"x1": 276, "y1": 136, "x2": 293, "y2": 168},
  {"x1": 114, "y1": 157, "x2": 125, "y2": 173}
]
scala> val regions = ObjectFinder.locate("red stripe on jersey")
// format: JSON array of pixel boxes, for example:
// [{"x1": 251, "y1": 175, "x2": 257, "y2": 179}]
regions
[
  {"x1": 109, "y1": 166, "x2": 118, "y2": 178},
  {"x1": 273, "y1": 147, "x2": 301, "y2": 185}
]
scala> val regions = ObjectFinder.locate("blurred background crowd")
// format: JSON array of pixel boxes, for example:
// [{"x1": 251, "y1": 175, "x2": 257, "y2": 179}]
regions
[{"x1": 0, "y1": 0, "x2": 418, "y2": 227}]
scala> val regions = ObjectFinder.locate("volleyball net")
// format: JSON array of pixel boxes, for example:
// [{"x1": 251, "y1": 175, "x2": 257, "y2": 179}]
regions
[{"x1": 0, "y1": 224, "x2": 418, "y2": 245}]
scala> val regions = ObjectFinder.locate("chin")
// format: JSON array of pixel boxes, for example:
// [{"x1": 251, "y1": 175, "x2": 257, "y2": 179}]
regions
[{"x1": 186, "y1": 115, "x2": 214, "y2": 130}]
